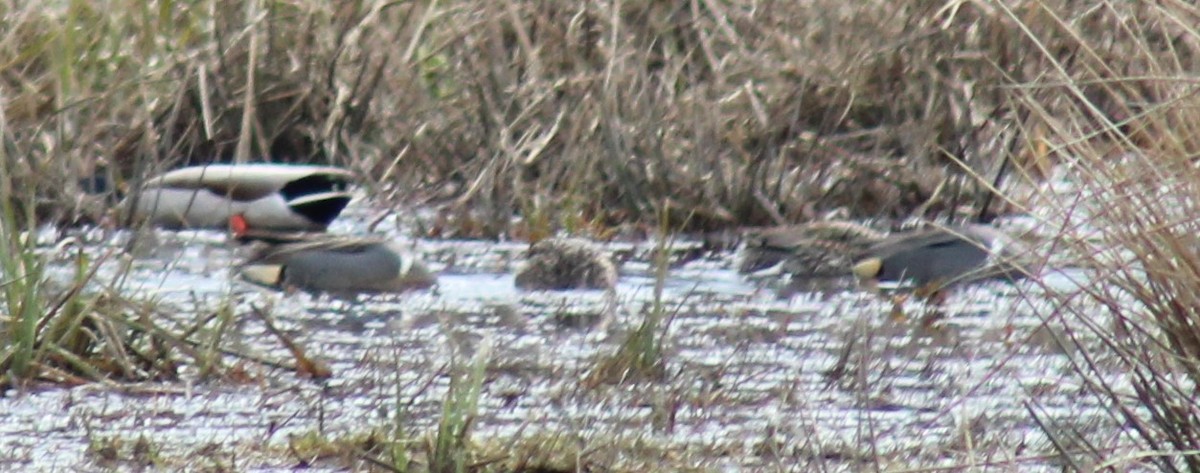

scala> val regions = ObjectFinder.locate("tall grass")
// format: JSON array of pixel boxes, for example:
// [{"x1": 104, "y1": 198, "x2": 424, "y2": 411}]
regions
[
  {"x1": 0, "y1": 163, "x2": 43, "y2": 381},
  {"x1": 587, "y1": 205, "x2": 677, "y2": 386},
  {"x1": 428, "y1": 338, "x2": 491, "y2": 473},
  {"x1": 0, "y1": 132, "x2": 113, "y2": 384},
  {"x1": 999, "y1": 1, "x2": 1200, "y2": 470},
  {"x1": 4, "y1": 0, "x2": 1145, "y2": 234}
]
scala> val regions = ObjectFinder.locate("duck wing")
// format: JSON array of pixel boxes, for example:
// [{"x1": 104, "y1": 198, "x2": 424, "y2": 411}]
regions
[
  {"x1": 144, "y1": 164, "x2": 355, "y2": 202},
  {"x1": 862, "y1": 226, "x2": 989, "y2": 258}
]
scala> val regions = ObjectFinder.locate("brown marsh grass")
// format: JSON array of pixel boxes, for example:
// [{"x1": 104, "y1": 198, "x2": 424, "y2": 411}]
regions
[
  {"x1": 6, "y1": 0, "x2": 1171, "y2": 235},
  {"x1": 998, "y1": 1, "x2": 1200, "y2": 470}
]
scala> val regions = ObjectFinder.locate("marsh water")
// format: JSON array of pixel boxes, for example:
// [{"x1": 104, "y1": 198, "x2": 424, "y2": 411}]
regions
[{"x1": 1, "y1": 201, "x2": 1120, "y2": 471}]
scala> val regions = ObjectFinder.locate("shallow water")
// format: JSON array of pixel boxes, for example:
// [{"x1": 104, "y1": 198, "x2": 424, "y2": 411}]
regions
[{"x1": 0, "y1": 202, "x2": 1129, "y2": 471}]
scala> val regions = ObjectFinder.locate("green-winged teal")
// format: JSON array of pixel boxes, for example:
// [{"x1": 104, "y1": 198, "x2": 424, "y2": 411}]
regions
[
  {"x1": 851, "y1": 224, "x2": 1031, "y2": 293},
  {"x1": 234, "y1": 216, "x2": 435, "y2": 294}
]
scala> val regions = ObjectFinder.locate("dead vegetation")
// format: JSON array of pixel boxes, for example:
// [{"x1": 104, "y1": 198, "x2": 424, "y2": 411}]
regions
[
  {"x1": 5, "y1": 0, "x2": 1192, "y2": 235},
  {"x1": 997, "y1": 1, "x2": 1200, "y2": 471}
]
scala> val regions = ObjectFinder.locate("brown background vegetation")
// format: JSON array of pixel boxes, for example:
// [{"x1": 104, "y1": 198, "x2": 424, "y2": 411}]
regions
[{"x1": 2, "y1": 0, "x2": 1198, "y2": 236}]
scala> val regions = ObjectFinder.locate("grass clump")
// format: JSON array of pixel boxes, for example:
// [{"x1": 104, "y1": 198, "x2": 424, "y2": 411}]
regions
[
  {"x1": 0, "y1": 137, "x2": 173, "y2": 386},
  {"x1": 278, "y1": 340, "x2": 494, "y2": 472},
  {"x1": 284, "y1": 429, "x2": 390, "y2": 470},
  {"x1": 474, "y1": 431, "x2": 696, "y2": 472},
  {"x1": 426, "y1": 338, "x2": 492, "y2": 473},
  {"x1": 0, "y1": 131, "x2": 330, "y2": 387},
  {"x1": 86, "y1": 434, "x2": 164, "y2": 470},
  {"x1": 587, "y1": 210, "x2": 677, "y2": 387}
]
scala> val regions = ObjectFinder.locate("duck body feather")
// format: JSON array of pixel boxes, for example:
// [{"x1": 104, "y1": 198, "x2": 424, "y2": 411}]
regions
[
  {"x1": 240, "y1": 236, "x2": 436, "y2": 294},
  {"x1": 854, "y1": 224, "x2": 1029, "y2": 288},
  {"x1": 738, "y1": 221, "x2": 885, "y2": 278}
]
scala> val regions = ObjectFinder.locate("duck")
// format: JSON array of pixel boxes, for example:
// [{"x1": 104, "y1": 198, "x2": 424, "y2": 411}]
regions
[
  {"x1": 738, "y1": 221, "x2": 885, "y2": 279},
  {"x1": 851, "y1": 224, "x2": 1032, "y2": 294},
  {"x1": 514, "y1": 238, "x2": 618, "y2": 290},
  {"x1": 233, "y1": 216, "x2": 436, "y2": 294},
  {"x1": 126, "y1": 163, "x2": 355, "y2": 231}
]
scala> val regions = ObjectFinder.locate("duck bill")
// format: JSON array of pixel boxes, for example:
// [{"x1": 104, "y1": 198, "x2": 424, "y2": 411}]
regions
[
  {"x1": 851, "y1": 257, "x2": 883, "y2": 280},
  {"x1": 241, "y1": 264, "x2": 284, "y2": 287}
]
